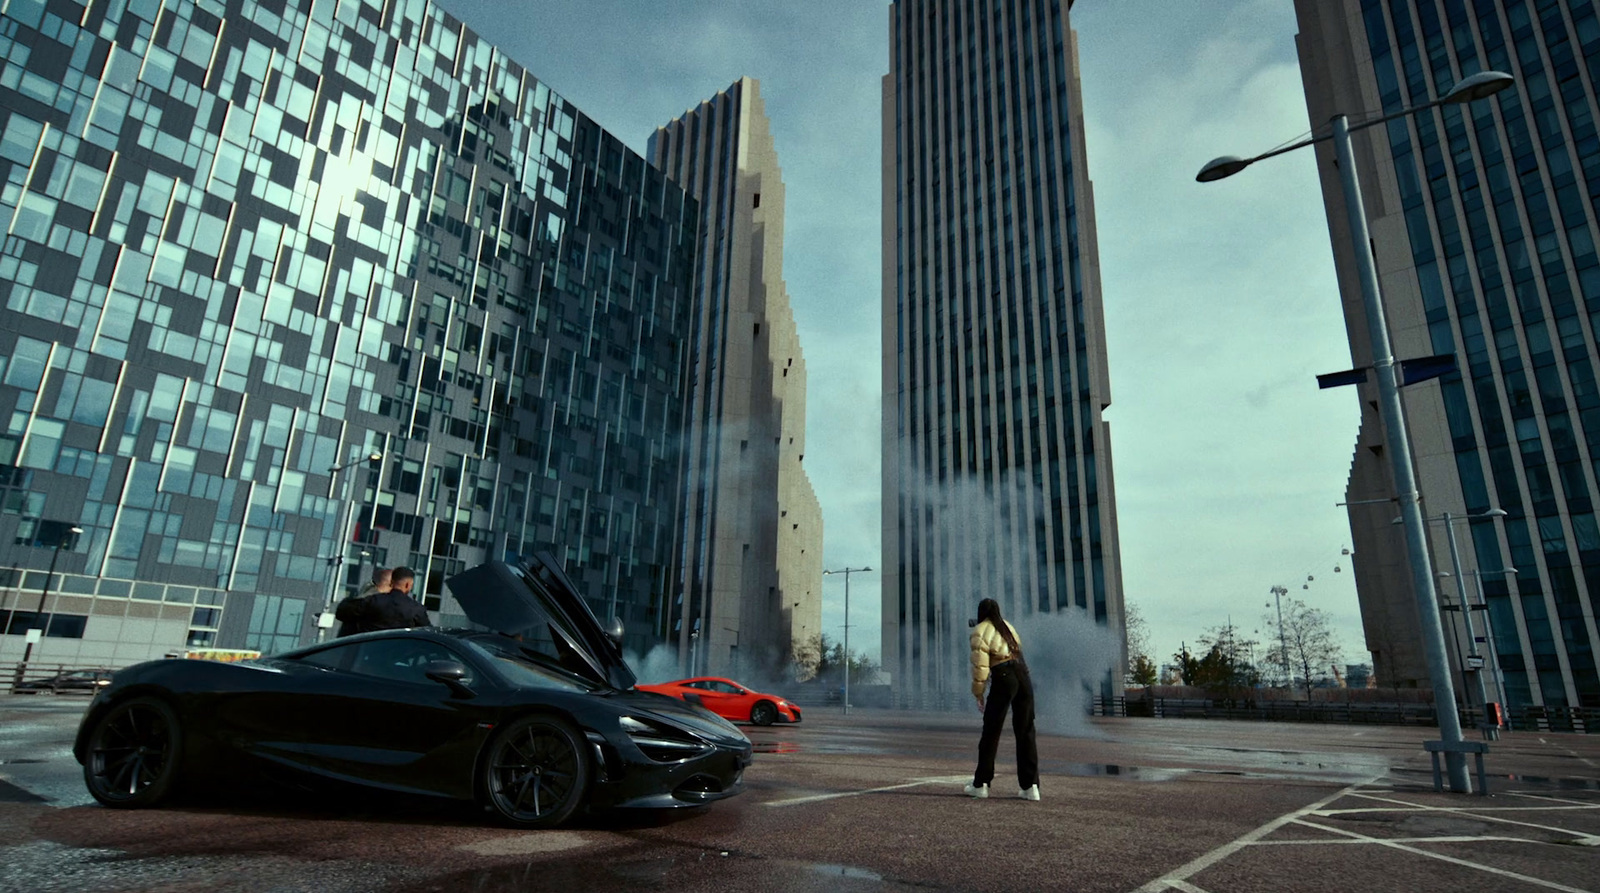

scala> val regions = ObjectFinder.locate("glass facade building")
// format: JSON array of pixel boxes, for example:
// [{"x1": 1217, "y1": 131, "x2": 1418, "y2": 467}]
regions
[
  {"x1": 881, "y1": 0, "x2": 1124, "y2": 707},
  {"x1": 1298, "y1": 0, "x2": 1600, "y2": 709},
  {"x1": 0, "y1": 0, "x2": 696, "y2": 665}
]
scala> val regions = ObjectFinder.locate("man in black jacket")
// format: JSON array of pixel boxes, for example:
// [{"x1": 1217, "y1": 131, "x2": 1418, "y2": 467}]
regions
[{"x1": 334, "y1": 566, "x2": 430, "y2": 635}]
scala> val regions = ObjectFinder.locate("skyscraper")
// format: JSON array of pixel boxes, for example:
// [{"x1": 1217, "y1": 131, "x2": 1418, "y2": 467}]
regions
[
  {"x1": 881, "y1": 0, "x2": 1124, "y2": 706},
  {"x1": 1298, "y1": 0, "x2": 1600, "y2": 710},
  {"x1": 0, "y1": 0, "x2": 696, "y2": 664},
  {"x1": 650, "y1": 78, "x2": 823, "y2": 680}
]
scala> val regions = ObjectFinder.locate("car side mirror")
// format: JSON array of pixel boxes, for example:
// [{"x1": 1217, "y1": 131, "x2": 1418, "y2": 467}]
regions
[
  {"x1": 424, "y1": 659, "x2": 474, "y2": 698},
  {"x1": 606, "y1": 616, "x2": 624, "y2": 646}
]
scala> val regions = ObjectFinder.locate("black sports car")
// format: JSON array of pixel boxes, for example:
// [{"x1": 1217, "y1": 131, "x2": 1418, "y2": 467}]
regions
[{"x1": 73, "y1": 556, "x2": 752, "y2": 828}]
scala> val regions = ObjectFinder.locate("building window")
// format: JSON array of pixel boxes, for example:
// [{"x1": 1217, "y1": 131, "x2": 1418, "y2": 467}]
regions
[
  {"x1": 3, "y1": 611, "x2": 87, "y2": 638},
  {"x1": 244, "y1": 595, "x2": 307, "y2": 655}
]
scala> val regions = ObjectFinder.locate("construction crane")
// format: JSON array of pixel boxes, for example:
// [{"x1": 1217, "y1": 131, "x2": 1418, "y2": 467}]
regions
[{"x1": 1330, "y1": 663, "x2": 1346, "y2": 688}]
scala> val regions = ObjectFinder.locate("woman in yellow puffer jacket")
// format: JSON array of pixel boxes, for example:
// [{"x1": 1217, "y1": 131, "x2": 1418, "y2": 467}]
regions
[{"x1": 965, "y1": 598, "x2": 1040, "y2": 801}]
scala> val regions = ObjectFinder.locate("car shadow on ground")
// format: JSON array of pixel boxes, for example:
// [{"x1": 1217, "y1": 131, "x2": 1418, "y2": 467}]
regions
[{"x1": 41, "y1": 781, "x2": 710, "y2": 847}]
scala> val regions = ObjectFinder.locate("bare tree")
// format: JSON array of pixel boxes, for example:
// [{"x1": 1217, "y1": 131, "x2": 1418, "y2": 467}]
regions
[
  {"x1": 1123, "y1": 603, "x2": 1153, "y2": 685},
  {"x1": 1263, "y1": 598, "x2": 1343, "y2": 700}
]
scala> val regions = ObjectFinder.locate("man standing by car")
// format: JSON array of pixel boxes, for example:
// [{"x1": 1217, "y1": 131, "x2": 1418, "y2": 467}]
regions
[
  {"x1": 335, "y1": 567, "x2": 430, "y2": 635},
  {"x1": 365, "y1": 566, "x2": 430, "y2": 630}
]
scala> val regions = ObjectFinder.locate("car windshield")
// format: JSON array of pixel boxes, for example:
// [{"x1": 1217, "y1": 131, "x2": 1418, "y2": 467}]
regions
[{"x1": 461, "y1": 635, "x2": 597, "y2": 692}]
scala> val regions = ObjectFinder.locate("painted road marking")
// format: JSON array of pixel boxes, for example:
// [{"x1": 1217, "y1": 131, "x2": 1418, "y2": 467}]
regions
[
  {"x1": 1132, "y1": 778, "x2": 1376, "y2": 893},
  {"x1": 1316, "y1": 804, "x2": 1596, "y2": 813},
  {"x1": 1293, "y1": 819, "x2": 1594, "y2": 893},
  {"x1": 1346, "y1": 792, "x2": 1600, "y2": 843},
  {"x1": 1254, "y1": 835, "x2": 1544, "y2": 846},
  {"x1": 763, "y1": 775, "x2": 970, "y2": 808}
]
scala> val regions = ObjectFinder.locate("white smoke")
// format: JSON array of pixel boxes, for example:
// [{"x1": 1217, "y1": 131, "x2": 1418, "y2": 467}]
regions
[
  {"x1": 1018, "y1": 611, "x2": 1120, "y2": 738},
  {"x1": 625, "y1": 644, "x2": 684, "y2": 685},
  {"x1": 894, "y1": 447, "x2": 1125, "y2": 731}
]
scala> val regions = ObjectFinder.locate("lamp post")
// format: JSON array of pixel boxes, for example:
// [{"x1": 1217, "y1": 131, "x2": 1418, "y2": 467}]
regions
[
  {"x1": 1428, "y1": 509, "x2": 1507, "y2": 740},
  {"x1": 1465, "y1": 566, "x2": 1517, "y2": 726},
  {"x1": 1268, "y1": 585, "x2": 1290, "y2": 689},
  {"x1": 23, "y1": 525, "x2": 83, "y2": 665},
  {"x1": 823, "y1": 565, "x2": 872, "y2": 715},
  {"x1": 317, "y1": 450, "x2": 382, "y2": 642},
  {"x1": 1199, "y1": 69, "x2": 1516, "y2": 793}
]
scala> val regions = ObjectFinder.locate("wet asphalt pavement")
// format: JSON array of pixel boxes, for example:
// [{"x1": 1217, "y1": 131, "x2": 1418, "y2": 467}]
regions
[{"x1": 2, "y1": 695, "x2": 1598, "y2": 892}]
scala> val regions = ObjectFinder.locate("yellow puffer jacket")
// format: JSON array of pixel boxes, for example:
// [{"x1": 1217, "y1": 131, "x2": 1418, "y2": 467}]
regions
[{"x1": 970, "y1": 618, "x2": 1022, "y2": 696}]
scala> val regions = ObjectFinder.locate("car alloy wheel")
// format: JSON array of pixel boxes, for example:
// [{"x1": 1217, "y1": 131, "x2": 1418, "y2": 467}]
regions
[
  {"x1": 750, "y1": 701, "x2": 777, "y2": 726},
  {"x1": 482, "y1": 715, "x2": 590, "y2": 828},
  {"x1": 83, "y1": 696, "x2": 182, "y2": 808}
]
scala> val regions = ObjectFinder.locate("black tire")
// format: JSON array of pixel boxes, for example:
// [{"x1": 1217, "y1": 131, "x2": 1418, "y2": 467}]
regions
[
  {"x1": 480, "y1": 715, "x2": 590, "y2": 828},
  {"x1": 83, "y1": 696, "x2": 182, "y2": 808},
  {"x1": 751, "y1": 701, "x2": 778, "y2": 726}
]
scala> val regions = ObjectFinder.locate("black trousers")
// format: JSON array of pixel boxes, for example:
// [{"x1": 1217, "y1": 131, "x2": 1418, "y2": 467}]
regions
[{"x1": 973, "y1": 661, "x2": 1038, "y2": 789}]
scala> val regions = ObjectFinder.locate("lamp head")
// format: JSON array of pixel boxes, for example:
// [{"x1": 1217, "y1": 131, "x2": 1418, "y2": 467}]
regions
[
  {"x1": 1196, "y1": 155, "x2": 1252, "y2": 182},
  {"x1": 368, "y1": 451, "x2": 383, "y2": 462},
  {"x1": 1483, "y1": 508, "x2": 1508, "y2": 518},
  {"x1": 1441, "y1": 70, "x2": 1515, "y2": 104}
]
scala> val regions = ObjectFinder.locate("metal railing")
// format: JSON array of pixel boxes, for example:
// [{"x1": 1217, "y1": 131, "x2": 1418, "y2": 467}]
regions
[
  {"x1": 1096, "y1": 695, "x2": 1598, "y2": 733},
  {"x1": 3, "y1": 662, "x2": 115, "y2": 696}
]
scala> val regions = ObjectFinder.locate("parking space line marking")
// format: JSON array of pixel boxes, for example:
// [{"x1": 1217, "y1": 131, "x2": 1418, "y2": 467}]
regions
[
  {"x1": 1255, "y1": 835, "x2": 1541, "y2": 846},
  {"x1": 1316, "y1": 805, "x2": 1596, "y2": 814},
  {"x1": 1165, "y1": 880, "x2": 1211, "y2": 893},
  {"x1": 1345, "y1": 792, "x2": 1600, "y2": 842},
  {"x1": 1131, "y1": 778, "x2": 1375, "y2": 893},
  {"x1": 763, "y1": 775, "x2": 970, "y2": 808},
  {"x1": 1506, "y1": 792, "x2": 1600, "y2": 807},
  {"x1": 1293, "y1": 820, "x2": 1593, "y2": 893}
]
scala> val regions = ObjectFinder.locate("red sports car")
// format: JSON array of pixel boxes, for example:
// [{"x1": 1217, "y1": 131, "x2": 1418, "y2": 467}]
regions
[{"x1": 637, "y1": 677, "x2": 801, "y2": 726}]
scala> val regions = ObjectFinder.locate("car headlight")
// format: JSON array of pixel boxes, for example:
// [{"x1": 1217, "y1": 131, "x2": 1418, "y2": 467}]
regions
[{"x1": 621, "y1": 715, "x2": 714, "y2": 763}]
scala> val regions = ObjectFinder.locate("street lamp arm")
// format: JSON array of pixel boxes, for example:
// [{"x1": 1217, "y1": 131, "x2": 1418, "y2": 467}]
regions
[
  {"x1": 1197, "y1": 71, "x2": 1514, "y2": 183},
  {"x1": 328, "y1": 451, "x2": 384, "y2": 476}
]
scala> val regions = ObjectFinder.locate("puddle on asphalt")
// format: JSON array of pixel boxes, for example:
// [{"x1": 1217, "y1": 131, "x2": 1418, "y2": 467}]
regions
[
  {"x1": 1503, "y1": 774, "x2": 1600, "y2": 791},
  {"x1": 744, "y1": 738, "x2": 887, "y2": 756},
  {"x1": 805, "y1": 863, "x2": 883, "y2": 881},
  {"x1": 1053, "y1": 762, "x2": 1186, "y2": 782}
]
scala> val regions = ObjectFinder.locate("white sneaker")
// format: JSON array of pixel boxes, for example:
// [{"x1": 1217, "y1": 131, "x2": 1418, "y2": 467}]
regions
[
  {"x1": 964, "y1": 783, "x2": 989, "y2": 799},
  {"x1": 1018, "y1": 784, "x2": 1041, "y2": 801}
]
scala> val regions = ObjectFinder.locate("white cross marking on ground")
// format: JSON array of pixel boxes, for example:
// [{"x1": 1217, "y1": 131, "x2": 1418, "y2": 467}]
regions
[
  {"x1": 1132, "y1": 778, "x2": 1377, "y2": 893},
  {"x1": 1292, "y1": 818, "x2": 1594, "y2": 893}
]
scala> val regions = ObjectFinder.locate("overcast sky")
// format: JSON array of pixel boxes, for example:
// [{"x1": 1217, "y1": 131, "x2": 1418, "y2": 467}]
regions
[{"x1": 438, "y1": 0, "x2": 1368, "y2": 673}]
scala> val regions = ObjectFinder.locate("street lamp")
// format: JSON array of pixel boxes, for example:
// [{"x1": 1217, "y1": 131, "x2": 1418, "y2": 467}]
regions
[
  {"x1": 1464, "y1": 566, "x2": 1517, "y2": 725},
  {"x1": 1201, "y1": 68, "x2": 1516, "y2": 794},
  {"x1": 317, "y1": 450, "x2": 383, "y2": 641},
  {"x1": 823, "y1": 565, "x2": 872, "y2": 715},
  {"x1": 1417, "y1": 509, "x2": 1507, "y2": 740},
  {"x1": 23, "y1": 525, "x2": 84, "y2": 666},
  {"x1": 1401, "y1": 508, "x2": 1508, "y2": 738},
  {"x1": 1268, "y1": 585, "x2": 1290, "y2": 689}
]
